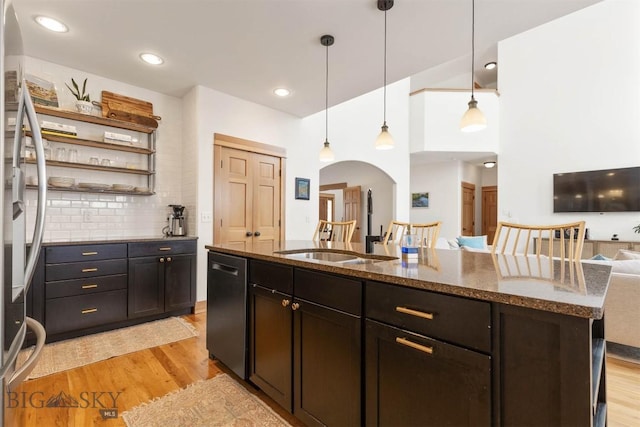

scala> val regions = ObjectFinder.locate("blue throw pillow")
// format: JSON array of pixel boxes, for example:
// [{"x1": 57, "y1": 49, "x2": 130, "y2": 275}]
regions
[
  {"x1": 456, "y1": 235, "x2": 488, "y2": 249},
  {"x1": 590, "y1": 254, "x2": 611, "y2": 261}
]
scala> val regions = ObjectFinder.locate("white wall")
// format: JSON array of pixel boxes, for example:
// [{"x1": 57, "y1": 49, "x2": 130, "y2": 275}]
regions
[
  {"x1": 498, "y1": 0, "x2": 640, "y2": 241},
  {"x1": 410, "y1": 160, "x2": 461, "y2": 239},
  {"x1": 23, "y1": 57, "x2": 184, "y2": 241},
  {"x1": 303, "y1": 78, "x2": 411, "y2": 226},
  {"x1": 410, "y1": 90, "x2": 499, "y2": 154},
  {"x1": 319, "y1": 161, "x2": 395, "y2": 242},
  {"x1": 187, "y1": 85, "x2": 302, "y2": 300}
]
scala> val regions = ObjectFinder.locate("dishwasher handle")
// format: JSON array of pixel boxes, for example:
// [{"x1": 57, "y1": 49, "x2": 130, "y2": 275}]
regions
[{"x1": 211, "y1": 262, "x2": 239, "y2": 276}]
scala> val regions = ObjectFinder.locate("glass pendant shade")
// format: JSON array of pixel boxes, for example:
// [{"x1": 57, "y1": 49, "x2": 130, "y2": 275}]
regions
[
  {"x1": 319, "y1": 140, "x2": 334, "y2": 162},
  {"x1": 460, "y1": 97, "x2": 487, "y2": 132},
  {"x1": 375, "y1": 123, "x2": 394, "y2": 150}
]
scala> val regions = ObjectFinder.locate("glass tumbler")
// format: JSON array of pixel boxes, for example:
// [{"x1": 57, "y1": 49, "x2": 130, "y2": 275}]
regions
[
  {"x1": 68, "y1": 149, "x2": 78, "y2": 163},
  {"x1": 55, "y1": 147, "x2": 66, "y2": 162}
]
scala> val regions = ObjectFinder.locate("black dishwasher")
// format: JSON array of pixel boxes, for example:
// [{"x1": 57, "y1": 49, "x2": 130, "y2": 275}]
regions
[{"x1": 206, "y1": 252, "x2": 247, "y2": 379}]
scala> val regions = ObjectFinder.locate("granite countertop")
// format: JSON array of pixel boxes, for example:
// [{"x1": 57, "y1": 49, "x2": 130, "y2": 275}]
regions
[
  {"x1": 205, "y1": 240, "x2": 612, "y2": 319},
  {"x1": 42, "y1": 235, "x2": 198, "y2": 246}
]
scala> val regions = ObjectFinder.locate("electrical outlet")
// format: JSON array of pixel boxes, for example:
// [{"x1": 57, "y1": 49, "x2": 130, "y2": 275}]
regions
[{"x1": 201, "y1": 212, "x2": 212, "y2": 223}]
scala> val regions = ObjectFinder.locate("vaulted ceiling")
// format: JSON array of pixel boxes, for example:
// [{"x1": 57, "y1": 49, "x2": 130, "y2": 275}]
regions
[{"x1": 14, "y1": 0, "x2": 601, "y2": 117}]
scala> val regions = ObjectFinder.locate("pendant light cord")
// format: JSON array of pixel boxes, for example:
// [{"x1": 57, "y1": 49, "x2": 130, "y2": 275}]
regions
[
  {"x1": 383, "y1": 7, "x2": 387, "y2": 123},
  {"x1": 471, "y1": 0, "x2": 475, "y2": 99},
  {"x1": 325, "y1": 41, "x2": 329, "y2": 142}
]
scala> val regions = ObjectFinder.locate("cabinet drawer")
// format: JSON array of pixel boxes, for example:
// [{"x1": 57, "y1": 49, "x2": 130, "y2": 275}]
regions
[
  {"x1": 249, "y1": 260, "x2": 293, "y2": 294},
  {"x1": 128, "y1": 240, "x2": 196, "y2": 257},
  {"x1": 295, "y1": 269, "x2": 362, "y2": 315},
  {"x1": 46, "y1": 259, "x2": 127, "y2": 282},
  {"x1": 46, "y1": 274, "x2": 127, "y2": 299},
  {"x1": 46, "y1": 243, "x2": 127, "y2": 263},
  {"x1": 366, "y1": 281, "x2": 491, "y2": 353},
  {"x1": 45, "y1": 290, "x2": 127, "y2": 335}
]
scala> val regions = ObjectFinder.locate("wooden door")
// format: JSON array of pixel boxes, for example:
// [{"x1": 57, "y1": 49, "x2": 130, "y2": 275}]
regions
[
  {"x1": 252, "y1": 153, "x2": 281, "y2": 252},
  {"x1": 343, "y1": 186, "x2": 361, "y2": 242},
  {"x1": 461, "y1": 182, "x2": 475, "y2": 236},
  {"x1": 482, "y1": 186, "x2": 498, "y2": 244},
  {"x1": 214, "y1": 135, "x2": 285, "y2": 249},
  {"x1": 319, "y1": 193, "x2": 335, "y2": 222},
  {"x1": 216, "y1": 146, "x2": 253, "y2": 250}
]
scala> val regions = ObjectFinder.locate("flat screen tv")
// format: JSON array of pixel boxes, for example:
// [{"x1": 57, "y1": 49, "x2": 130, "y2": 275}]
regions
[{"x1": 553, "y1": 167, "x2": 640, "y2": 212}]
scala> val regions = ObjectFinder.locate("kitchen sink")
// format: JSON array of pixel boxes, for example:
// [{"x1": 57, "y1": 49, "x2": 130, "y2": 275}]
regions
[{"x1": 275, "y1": 249, "x2": 396, "y2": 265}]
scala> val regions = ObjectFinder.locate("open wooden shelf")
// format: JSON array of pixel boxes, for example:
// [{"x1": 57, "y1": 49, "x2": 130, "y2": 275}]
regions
[
  {"x1": 25, "y1": 159, "x2": 154, "y2": 176},
  {"x1": 34, "y1": 105, "x2": 156, "y2": 134},
  {"x1": 26, "y1": 131, "x2": 154, "y2": 155},
  {"x1": 26, "y1": 184, "x2": 155, "y2": 196}
]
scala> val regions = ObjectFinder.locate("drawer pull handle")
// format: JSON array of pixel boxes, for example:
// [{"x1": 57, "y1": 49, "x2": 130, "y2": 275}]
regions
[
  {"x1": 159, "y1": 247, "x2": 172, "y2": 251},
  {"x1": 81, "y1": 308, "x2": 98, "y2": 315},
  {"x1": 396, "y1": 337, "x2": 433, "y2": 355},
  {"x1": 82, "y1": 251, "x2": 98, "y2": 256},
  {"x1": 395, "y1": 306, "x2": 434, "y2": 320},
  {"x1": 81, "y1": 268, "x2": 98, "y2": 273},
  {"x1": 82, "y1": 284, "x2": 98, "y2": 289}
]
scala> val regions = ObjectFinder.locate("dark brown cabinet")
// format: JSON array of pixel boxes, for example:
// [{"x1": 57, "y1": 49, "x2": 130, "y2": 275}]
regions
[
  {"x1": 31, "y1": 238, "x2": 197, "y2": 341},
  {"x1": 365, "y1": 280, "x2": 491, "y2": 426},
  {"x1": 44, "y1": 243, "x2": 128, "y2": 336},
  {"x1": 365, "y1": 319, "x2": 491, "y2": 426},
  {"x1": 247, "y1": 262, "x2": 362, "y2": 427},
  {"x1": 248, "y1": 260, "x2": 293, "y2": 410},
  {"x1": 128, "y1": 240, "x2": 197, "y2": 318}
]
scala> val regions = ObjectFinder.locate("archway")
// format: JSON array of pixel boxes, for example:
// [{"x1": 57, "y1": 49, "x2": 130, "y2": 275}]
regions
[{"x1": 320, "y1": 160, "x2": 396, "y2": 244}]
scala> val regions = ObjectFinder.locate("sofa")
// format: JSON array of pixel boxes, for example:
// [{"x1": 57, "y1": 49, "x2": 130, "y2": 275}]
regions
[{"x1": 597, "y1": 252, "x2": 640, "y2": 350}]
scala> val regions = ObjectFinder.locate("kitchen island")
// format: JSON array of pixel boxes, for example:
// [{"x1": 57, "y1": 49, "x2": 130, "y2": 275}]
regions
[{"x1": 205, "y1": 241, "x2": 611, "y2": 427}]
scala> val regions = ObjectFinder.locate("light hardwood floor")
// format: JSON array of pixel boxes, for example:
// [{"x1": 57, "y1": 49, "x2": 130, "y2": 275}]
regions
[{"x1": 7, "y1": 311, "x2": 640, "y2": 426}]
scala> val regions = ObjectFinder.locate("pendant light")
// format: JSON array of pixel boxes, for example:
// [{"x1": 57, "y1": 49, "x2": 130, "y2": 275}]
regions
[
  {"x1": 460, "y1": 0, "x2": 487, "y2": 132},
  {"x1": 319, "y1": 35, "x2": 335, "y2": 162},
  {"x1": 375, "y1": 0, "x2": 394, "y2": 150}
]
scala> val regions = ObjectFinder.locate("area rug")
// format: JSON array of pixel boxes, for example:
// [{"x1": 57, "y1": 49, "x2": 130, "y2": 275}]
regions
[
  {"x1": 122, "y1": 373, "x2": 291, "y2": 427},
  {"x1": 18, "y1": 316, "x2": 198, "y2": 379}
]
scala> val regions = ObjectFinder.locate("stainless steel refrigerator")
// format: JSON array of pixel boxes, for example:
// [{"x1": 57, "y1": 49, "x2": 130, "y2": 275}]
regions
[{"x1": 1, "y1": 0, "x2": 48, "y2": 423}]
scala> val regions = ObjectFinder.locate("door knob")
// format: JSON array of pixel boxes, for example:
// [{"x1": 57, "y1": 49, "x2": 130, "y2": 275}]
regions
[
  {"x1": 159, "y1": 257, "x2": 165, "y2": 263},
  {"x1": 291, "y1": 302, "x2": 300, "y2": 311},
  {"x1": 246, "y1": 231, "x2": 253, "y2": 237},
  {"x1": 281, "y1": 299, "x2": 290, "y2": 307},
  {"x1": 166, "y1": 257, "x2": 172, "y2": 262},
  {"x1": 254, "y1": 231, "x2": 261, "y2": 237}
]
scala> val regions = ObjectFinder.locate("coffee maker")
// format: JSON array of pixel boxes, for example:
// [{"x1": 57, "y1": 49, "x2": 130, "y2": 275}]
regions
[{"x1": 163, "y1": 204, "x2": 186, "y2": 237}]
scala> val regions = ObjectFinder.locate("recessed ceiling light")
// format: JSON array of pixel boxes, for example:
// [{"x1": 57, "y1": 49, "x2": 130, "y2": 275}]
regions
[
  {"x1": 34, "y1": 16, "x2": 68, "y2": 33},
  {"x1": 139, "y1": 53, "x2": 164, "y2": 65},
  {"x1": 273, "y1": 88, "x2": 291, "y2": 97},
  {"x1": 484, "y1": 61, "x2": 497, "y2": 70}
]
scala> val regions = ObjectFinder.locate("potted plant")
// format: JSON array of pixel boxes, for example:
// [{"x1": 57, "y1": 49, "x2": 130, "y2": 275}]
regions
[
  {"x1": 634, "y1": 223, "x2": 640, "y2": 234},
  {"x1": 65, "y1": 78, "x2": 92, "y2": 114}
]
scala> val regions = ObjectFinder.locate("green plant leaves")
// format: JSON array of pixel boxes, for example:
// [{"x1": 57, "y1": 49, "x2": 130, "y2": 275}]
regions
[{"x1": 65, "y1": 77, "x2": 90, "y2": 102}]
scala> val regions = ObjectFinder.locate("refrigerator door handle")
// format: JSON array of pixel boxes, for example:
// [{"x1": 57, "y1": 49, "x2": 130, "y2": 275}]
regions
[
  {"x1": 21, "y1": 88, "x2": 47, "y2": 293},
  {"x1": 7, "y1": 317, "x2": 46, "y2": 391}
]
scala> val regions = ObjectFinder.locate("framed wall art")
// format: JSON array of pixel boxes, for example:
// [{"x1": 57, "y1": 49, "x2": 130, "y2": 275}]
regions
[
  {"x1": 295, "y1": 177, "x2": 310, "y2": 200},
  {"x1": 411, "y1": 192, "x2": 429, "y2": 208}
]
